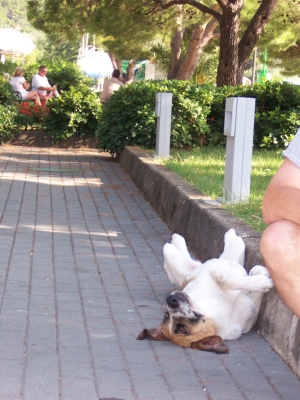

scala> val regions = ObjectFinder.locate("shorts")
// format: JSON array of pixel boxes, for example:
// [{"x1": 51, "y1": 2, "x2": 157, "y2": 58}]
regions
[{"x1": 21, "y1": 91, "x2": 28, "y2": 100}]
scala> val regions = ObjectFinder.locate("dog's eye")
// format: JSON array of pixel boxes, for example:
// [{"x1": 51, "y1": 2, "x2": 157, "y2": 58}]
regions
[
  {"x1": 175, "y1": 324, "x2": 188, "y2": 335},
  {"x1": 180, "y1": 326, "x2": 187, "y2": 334}
]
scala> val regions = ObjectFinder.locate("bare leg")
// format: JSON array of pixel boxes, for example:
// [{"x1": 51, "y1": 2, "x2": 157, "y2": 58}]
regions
[
  {"x1": 38, "y1": 94, "x2": 48, "y2": 105},
  {"x1": 260, "y1": 220, "x2": 300, "y2": 318},
  {"x1": 26, "y1": 91, "x2": 41, "y2": 106}
]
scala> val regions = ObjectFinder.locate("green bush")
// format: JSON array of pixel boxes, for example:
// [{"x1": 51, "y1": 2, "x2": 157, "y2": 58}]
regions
[
  {"x1": 207, "y1": 81, "x2": 300, "y2": 149},
  {"x1": 0, "y1": 104, "x2": 18, "y2": 142},
  {"x1": 0, "y1": 76, "x2": 17, "y2": 105},
  {"x1": 96, "y1": 80, "x2": 213, "y2": 155},
  {"x1": 43, "y1": 85, "x2": 102, "y2": 141}
]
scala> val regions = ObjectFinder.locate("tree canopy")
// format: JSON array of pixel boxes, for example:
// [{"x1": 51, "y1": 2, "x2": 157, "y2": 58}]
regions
[{"x1": 26, "y1": 0, "x2": 300, "y2": 85}]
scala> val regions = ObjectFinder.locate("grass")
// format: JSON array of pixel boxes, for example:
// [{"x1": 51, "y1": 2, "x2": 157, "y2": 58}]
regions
[{"x1": 158, "y1": 147, "x2": 284, "y2": 233}]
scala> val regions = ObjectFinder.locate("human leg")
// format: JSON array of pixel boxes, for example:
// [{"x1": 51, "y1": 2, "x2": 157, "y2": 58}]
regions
[
  {"x1": 26, "y1": 91, "x2": 41, "y2": 106},
  {"x1": 38, "y1": 94, "x2": 48, "y2": 105},
  {"x1": 260, "y1": 220, "x2": 300, "y2": 318}
]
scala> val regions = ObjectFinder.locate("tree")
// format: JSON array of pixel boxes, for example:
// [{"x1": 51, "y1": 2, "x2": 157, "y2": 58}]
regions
[
  {"x1": 165, "y1": 5, "x2": 219, "y2": 80},
  {"x1": 27, "y1": 0, "x2": 164, "y2": 80},
  {"x1": 153, "y1": 0, "x2": 278, "y2": 86}
]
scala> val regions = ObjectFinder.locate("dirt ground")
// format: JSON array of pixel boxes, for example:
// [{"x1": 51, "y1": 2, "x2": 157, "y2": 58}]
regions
[{"x1": 3, "y1": 130, "x2": 99, "y2": 148}]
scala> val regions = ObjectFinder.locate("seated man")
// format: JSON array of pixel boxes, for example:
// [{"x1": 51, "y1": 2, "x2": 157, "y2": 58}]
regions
[
  {"x1": 100, "y1": 69, "x2": 124, "y2": 104},
  {"x1": 31, "y1": 65, "x2": 58, "y2": 105},
  {"x1": 10, "y1": 67, "x2": 41, "y2": 106},
  {"x1": 260, "y1": 128, "x2": 300, "y2": 318}
]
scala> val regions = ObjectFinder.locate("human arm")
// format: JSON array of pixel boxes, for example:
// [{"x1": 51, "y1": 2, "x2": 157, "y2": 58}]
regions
[
  {"x1": 22, "y1": 81, "x2": 30, "y2": 90},
  {"x1": 37, "y1": 84, "x2": 57, "y2": 92},
  {"x1": 32, "y1": 74, "x2": 56, "y2": 92},
  {"x1": 262, "y1": 157, "x2": 300, "y2": 225}
]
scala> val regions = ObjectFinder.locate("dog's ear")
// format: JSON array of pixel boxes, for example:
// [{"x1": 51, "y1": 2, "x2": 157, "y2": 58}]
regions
[
  {"x1": 136, "y1": 326, "x2": 167, "y2": 341},
  {"x1": 191, "y1": 335, "x2": 229, "y2": 354}
]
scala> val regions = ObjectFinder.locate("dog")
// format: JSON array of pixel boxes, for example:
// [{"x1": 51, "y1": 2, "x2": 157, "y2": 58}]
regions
[{"x1": 137, "y1": 229, "x2": 273, "y2": 353}]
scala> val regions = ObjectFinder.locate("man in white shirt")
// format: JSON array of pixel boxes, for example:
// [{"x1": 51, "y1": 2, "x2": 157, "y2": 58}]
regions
[
  {"x1": 100, "y1": 69, "x2": 124, "y2": 104},
  {"x1": 31, "y1": 65, "x2": 58, "y2": 105}
]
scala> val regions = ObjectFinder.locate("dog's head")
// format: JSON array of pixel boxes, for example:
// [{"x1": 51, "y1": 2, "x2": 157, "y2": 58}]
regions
[{"x1": 137, "y1": 291, "x2": 229, "y2": 354}]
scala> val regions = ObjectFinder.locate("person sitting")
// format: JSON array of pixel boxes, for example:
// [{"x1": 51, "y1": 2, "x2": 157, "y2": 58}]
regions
[
  {"x1": 100, "y1": 69, "x2": 124, "y2": 104},
  {"x1": 2, "y1": 72, "x2": 10, "y2": 82},
  {"x1": 10, "y1": 67, "x2": 41, "y2": 106},
  {"x1": 260, "y1": 128, "x2": 300, "y2": 318},
  {"x1": 31, "y1": 65, "x2": 59, "y2": 105}
]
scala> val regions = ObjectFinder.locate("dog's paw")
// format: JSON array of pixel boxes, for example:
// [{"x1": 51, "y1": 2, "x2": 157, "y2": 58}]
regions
[
  {"x1": 249, "y1": 273, "x2": 274, "y2": 292},
  {"x1": 171, "y1": 234, "x2": 189, "y2": 255},
  {"x1": 249, "y1": 265, "x2": 270, "y2": 277}
]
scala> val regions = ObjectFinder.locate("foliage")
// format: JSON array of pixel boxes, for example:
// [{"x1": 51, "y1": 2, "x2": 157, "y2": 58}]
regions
[
  {"x1": 0, "y1": 76, "x2": 17, "y2": 105},
  {"x1": 0, "y1": 60, "x2": 18, "y2": 77},
  {"x1": 43, "y1": 86, "x2": 102, "y2": 141},
  {"x1": 208, "y1": 81, "x2": 300, "y2": 149},
  {"x1": 96, "y1": 80, "x2": 213, "y2": 155},
  {"x1": 191, "y1": 50, "x2": 219, "y2": 84},
  {"x1": 96, "y1": 79, "x2": 300, "y2": 155},
  {"x1": 23, "y1": 59, "x2": 93, "y2": 92},
  {"x1": 0, "y1": 104, "x2": 18, "y2": 142},
  {"x1": 0, "y1": 0, "x2": 32, "y2": 31},
  {"x1": 15, "y1": 102, "x2": 50, "y2": 130}
]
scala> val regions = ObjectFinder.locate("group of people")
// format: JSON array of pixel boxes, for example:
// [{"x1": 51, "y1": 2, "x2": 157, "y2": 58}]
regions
[
  {"x1": 9, "y1": 65, "x2": 59, "y2": 106},
  {"x1": 7, "y1": 66, "x2": 124, "y2": 106}
]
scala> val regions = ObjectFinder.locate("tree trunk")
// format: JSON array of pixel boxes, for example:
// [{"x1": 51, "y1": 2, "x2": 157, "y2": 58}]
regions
[
  {"x1": 175, "y1": 17, "x2": 218, "y2": 80},
  {"x1": 126, "y1": 60, "x2": 136, "y2": 83},
  {"x1": 159, "y1": 0, "x2": 278, "y2": 87},
  {"x1": 167, "y1": 5, "x2": 184, "y2": 79},
  {"x1": 216, "y1": 3, "x2": 242, "y2": 87},
  {"x1": 109, "y1": 53, "x2": 118, "y2": 70}
]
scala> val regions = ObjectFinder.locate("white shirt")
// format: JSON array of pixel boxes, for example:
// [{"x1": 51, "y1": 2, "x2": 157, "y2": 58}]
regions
[
  {"x1": 283, "y1": 128, "x2": 300, "y2": 168},
  {"x1": 10, "y1": 76, "x2": 27, "y2": 95},
  {"x1": 31, "y1": 73, "x2": 50, "y2": 96}
]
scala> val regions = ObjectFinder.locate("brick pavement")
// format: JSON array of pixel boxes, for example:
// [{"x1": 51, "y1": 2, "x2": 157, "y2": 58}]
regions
[{"x1": 0, "y1": 145, "x2": 299, "y2": 400}]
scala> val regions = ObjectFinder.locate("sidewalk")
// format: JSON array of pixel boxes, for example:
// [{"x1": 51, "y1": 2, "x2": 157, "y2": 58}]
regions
[{"x1": 0, "y1": 145, "x2": 299, "y2": 400}]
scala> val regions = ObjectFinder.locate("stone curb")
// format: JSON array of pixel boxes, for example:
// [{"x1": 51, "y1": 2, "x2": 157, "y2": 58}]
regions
[{"x1": 119, "y1": 145, "x2": 300, "y2": 378}]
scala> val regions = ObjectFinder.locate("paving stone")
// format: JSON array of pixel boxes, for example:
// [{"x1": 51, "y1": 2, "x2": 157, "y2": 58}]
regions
[{"x1": 0, "y1": 146, "x2": 298, "y2": 400}]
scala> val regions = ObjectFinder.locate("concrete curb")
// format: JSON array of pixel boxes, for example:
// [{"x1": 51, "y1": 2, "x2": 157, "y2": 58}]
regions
[{"x1": 119, "y1": 145, "x2": 300, "y2": 378}]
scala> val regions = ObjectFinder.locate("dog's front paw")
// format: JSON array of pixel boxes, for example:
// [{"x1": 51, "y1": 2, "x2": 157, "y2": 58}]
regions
[
  {"x1": 250, "y1": 273, "x2": 274, "y2": 292},
  {"x1": 249, "y1": 265, "x2": 270, "y2": 278}
]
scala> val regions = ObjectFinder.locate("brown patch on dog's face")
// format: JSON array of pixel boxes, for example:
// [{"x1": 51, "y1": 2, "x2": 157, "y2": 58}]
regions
[
  {"x1": 136, "y1": 290, "x2": 229, "y2": 353},
  {"x1": 162, "y1": 311, "x2": 217, "y2": 347}
]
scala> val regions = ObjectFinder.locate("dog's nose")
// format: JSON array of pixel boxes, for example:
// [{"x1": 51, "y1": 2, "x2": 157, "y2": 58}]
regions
[{"x1": 167, "y1": 294, "x2": 179, "y2": 308}]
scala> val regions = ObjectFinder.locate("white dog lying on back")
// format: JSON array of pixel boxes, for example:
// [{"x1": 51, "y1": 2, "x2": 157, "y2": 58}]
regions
[{"x1": 137, "y1": 229, "x2": 273, "y2": 353}]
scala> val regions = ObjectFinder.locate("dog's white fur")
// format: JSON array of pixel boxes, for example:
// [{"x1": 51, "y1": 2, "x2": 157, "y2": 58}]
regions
[{"x1": 163, "y1": 229, "x2": 273, "y2": 341}]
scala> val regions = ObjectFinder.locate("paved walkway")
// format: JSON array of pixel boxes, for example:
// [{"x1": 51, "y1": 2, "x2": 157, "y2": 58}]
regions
[{"x1": 0, "y1": 145, "x2": 299, "y2": 400}]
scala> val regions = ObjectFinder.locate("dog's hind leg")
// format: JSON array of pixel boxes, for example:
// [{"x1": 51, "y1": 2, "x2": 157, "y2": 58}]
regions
[
  {"x1": 163, "y1": 243, "x2": 200, "y2": 288},
  {"x1": 220, "y1": 229, "x2": 245, "y2": 266},
  {"x1": 171, "y1": 234, "x2": 191, "y2": 257}
]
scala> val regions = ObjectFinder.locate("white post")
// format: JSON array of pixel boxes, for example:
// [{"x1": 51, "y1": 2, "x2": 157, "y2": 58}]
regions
[
  {"x1": 223, "y1": 97, "x2": 256, "y2": 203},
  {"x1": 155, "y1": 92, "x2": 173, "y2": 158}
]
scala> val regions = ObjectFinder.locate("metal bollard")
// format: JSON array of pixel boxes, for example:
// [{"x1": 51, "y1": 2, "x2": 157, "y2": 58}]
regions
[
  {"x1": 223, "y1": 97, "x2": 256, "y2": 203},
  {"x1": 155, "y1": 93, "x2": 173, "y2": 158}
]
